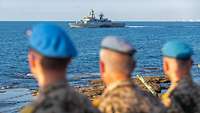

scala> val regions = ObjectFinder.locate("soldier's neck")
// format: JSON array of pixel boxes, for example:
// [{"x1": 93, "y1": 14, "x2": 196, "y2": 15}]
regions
[
  {"x1": 169, "y1": 72, "x2": 190, "y2": 90},
  {"x1": 38, "y1": 70, "x2": 67, "y2": 89},
  {"x1": 170, "y1": 71, "x2": 190, "y2": 83},
  {"x1": 106, "y1": 73, "x2": 130, "y2": 86}
]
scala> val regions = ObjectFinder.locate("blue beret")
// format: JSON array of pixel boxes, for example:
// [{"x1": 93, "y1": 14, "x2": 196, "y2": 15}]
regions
[
  {"x1": 29, "y1": 23, "x2": 77, "y2": 58},
  {"x1": 162, "y1": 40, "x2": 193, "y2": 60},
  {"x1": 101, "y1": 36, "x2": 136, "y2": 55}
]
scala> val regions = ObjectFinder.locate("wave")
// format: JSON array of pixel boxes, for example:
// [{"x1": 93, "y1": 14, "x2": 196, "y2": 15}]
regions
[
  {"x1": 126, "y1": 25, "x2": 200, "y2": 28},
  {"x1": 126, "y1": 25, "x2": 147, "y2": 28},
  {"x1": 68, "y1": 72, "x2": 100, "y2": 81},
  {"x1": 126, "y1": 25, "x2": 164, "y2": 28},
  {"x1": 183, "y1": 26, "x2": 200, "y2": 28},
  {"x1": 0, "y1": 88, "x2": 32, "y2": 113}
]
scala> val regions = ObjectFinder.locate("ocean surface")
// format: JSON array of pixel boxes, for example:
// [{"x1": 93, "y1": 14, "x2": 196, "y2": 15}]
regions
[{"x1": 0, "y1": 21, "x2": 200, "y2": 112}]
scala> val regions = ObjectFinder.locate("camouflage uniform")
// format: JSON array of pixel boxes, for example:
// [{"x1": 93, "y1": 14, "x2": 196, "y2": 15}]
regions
[
  {"x1": 161, "y1": 76, "x2": 200, "y2": 113},
  {"x1": 94, "y1": 80, "x2": 167, "y2": 113},
  {"x1": 20, "y1": 81, "x2": 100, "y2": 113}
]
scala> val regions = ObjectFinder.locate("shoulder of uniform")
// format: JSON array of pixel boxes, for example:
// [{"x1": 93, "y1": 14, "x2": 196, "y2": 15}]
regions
[
  {"x1": 161, "y1": 91, "x2": 176, "y2": 108},
  {"x1": 92, "y1": 97, "x2": 103, "y2": 108},
  {"x1": 20, "y1": 104, "x2": 36, "y2": 113},
  {"x1": 193, "y1": 83, "x2": 200, "y2": 90},
  {"x1": 161, "y1": 93, "x2": 170, "y2": 100},
  {"x1": 69, "y1": 89, "x2": 93, "y2": 105}
]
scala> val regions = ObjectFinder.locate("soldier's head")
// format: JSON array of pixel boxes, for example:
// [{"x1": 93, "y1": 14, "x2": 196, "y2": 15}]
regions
[
  {"x1": 27, "y1": 23, "x2": 77, "y2": 86},
  {"x1": 162, "y1": 40, "x2": 193, "y2": 82},
  {"x1": 100, "y1": 36, "x2": 136, "y2": 86}
]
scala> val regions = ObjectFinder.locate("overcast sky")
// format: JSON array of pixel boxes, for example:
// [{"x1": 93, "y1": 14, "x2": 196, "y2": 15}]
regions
[{"x1": 0, "y1": 0, "x2": 199, "y2": 21}]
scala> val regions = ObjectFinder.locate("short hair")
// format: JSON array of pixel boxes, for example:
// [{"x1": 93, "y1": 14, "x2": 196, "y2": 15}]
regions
[
  {"x1": 176, "y1": 58, "x2": 192, "y2": 68},
  {"x1": 40, "y1": 57, "x2": 69, "y2": 70},
  {"x1": 29, "y1": 48, "x2": 70, "y2": 70}
]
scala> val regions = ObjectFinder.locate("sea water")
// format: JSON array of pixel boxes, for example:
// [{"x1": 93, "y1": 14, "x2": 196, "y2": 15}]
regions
[{"x1": 0, "y1": 21, "x2": 200, "y2": 112}]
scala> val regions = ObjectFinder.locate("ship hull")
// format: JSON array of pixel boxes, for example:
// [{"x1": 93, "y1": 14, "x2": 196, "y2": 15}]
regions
[{"x1": 69, "y1": 22, "x2": 125, "y2": 28}]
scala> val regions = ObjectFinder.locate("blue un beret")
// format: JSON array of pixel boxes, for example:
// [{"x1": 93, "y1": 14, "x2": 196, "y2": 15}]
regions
[
  {"x1": 162, "y1": 40, "x2": 193, "y2": 60},
  {"x1": 29, "y1": 23, "x2": 77, "y2": 58}
]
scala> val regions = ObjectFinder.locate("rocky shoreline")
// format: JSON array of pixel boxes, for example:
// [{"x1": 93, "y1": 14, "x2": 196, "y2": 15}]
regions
[{"x1": 75, "y1": 76, "x2": 170, "y2": 100}]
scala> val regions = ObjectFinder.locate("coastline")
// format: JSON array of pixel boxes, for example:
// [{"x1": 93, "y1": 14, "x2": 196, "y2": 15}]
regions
[
  {"x1": 0, "y1": 76, "x2": 169, "y2": 112},
  {"x1": 4, "y1": 75, "x2": 200, "y2": 112},
  {"x1": 76, "y1": 76, "x2": 170, "y2": 100}
]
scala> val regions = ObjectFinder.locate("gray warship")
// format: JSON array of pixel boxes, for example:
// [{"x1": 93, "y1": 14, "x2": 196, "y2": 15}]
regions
[{"x1": 69, "y1": 10, "x2": 125, "y2": 28}]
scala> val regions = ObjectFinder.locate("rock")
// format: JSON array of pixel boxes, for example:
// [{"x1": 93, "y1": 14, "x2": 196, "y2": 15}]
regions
[
  {"x1": 76, "y1": 76, "x2": 170, "y2": 100},
  {"x1": 31, "y1": 76, "x2": 170, "y2": 100}
]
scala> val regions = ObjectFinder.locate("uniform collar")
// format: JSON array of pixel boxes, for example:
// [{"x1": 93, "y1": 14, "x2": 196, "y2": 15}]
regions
[
  {"x1": 165, "y1": 75, "x2": 193, "y2": 96},
  {"x1": 33, "y1": 80, "x2": 68, "y2": 105},
  {"x1": 176, "y1": 75, "x2": 193, "y2": 86},
  {"x1": 104, "y1": 80, "x2": 134, "y2": 95},
  {"x1": 39, "y1": 80, "x2": 68, "y2": 95}
]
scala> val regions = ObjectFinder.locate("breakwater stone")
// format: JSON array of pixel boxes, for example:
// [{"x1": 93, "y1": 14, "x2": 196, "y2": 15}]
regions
[{"x1": 75, "y1": 76, "x2": 170, "y2": 100}]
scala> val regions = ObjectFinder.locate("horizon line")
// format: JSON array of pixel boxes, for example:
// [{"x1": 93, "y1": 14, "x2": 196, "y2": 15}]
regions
[{"x1": 0, "y1": 20, "x2": 200, "y2": 22}]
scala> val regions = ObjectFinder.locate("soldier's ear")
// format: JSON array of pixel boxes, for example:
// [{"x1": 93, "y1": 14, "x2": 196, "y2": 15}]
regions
[
  {"x1": 100, "y1": 60, "x2": 105, "y2": 74},
  {"x1": 28, "y1": 51, "x2": 36, "y2": 69},
  {"x1": 163, "y1": 58, "x2": 169, "y2": 73}
]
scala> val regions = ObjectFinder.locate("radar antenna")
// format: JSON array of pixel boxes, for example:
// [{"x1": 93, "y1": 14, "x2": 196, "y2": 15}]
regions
[{"x1": 99, "y1": 13, "x2": 104, "y2": 20}]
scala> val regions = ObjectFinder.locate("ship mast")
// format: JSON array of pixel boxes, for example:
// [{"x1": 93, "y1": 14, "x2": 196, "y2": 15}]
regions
[{"x1": 90, "y1": 9, "x2": 95, "y2": 19}]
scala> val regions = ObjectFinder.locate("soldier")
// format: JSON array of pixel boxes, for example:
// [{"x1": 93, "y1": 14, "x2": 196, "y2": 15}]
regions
[
  {"x1": 94, "y1": 36, "x2": 167, "y2": 113},
  {"x1": 161, "y1": 40, "x2": 200, "y2": 113},
  {"x1": 20, "y1": 23, "x2": 100, "y2": 113}
]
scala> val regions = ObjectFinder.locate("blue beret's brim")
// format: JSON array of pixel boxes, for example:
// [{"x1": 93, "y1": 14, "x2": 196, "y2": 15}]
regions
[
  {"x1": 101, "y1": 46, "x2": 136, "y2": 56},
  {"x1": 29, "y1": 44, "x2": 77, "y2": 58},
  {"x1": 162, "y1": 54, "x2": 191, "y2": 60}
]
